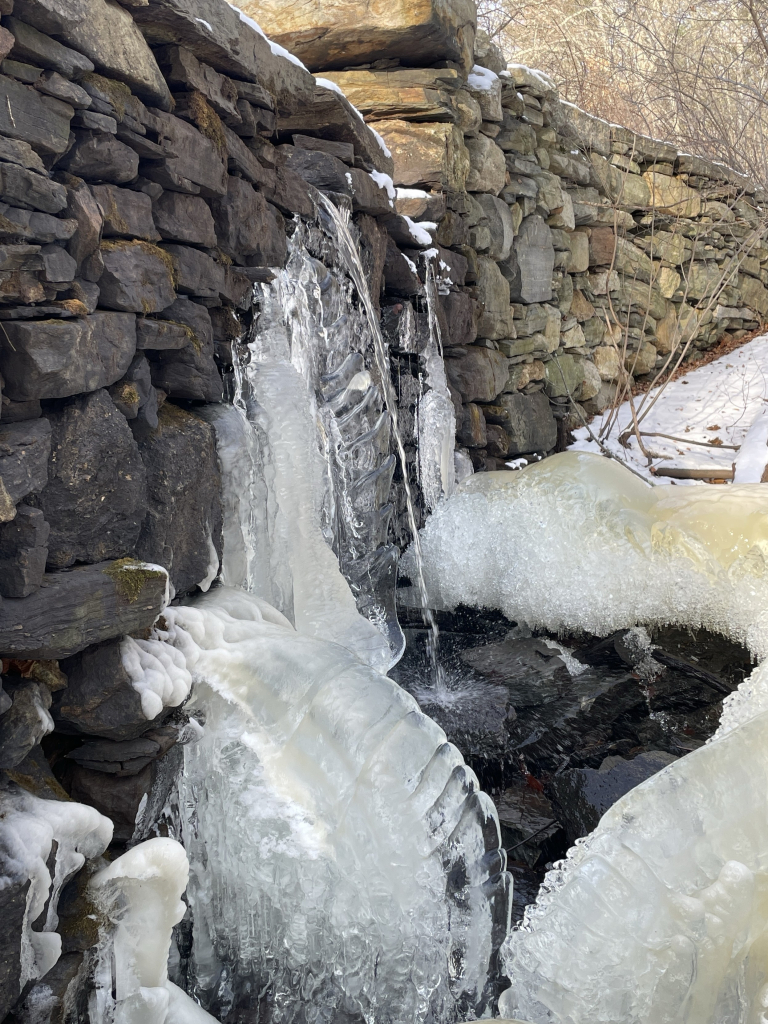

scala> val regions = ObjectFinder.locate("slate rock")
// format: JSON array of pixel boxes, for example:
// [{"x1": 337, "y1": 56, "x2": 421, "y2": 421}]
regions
[
  {"x1": 0, "y1": 559, "x2": 166, "y2": 659},
  {"x1": 151, "y1": 191, "x2": 216, "y2": 247},
  {"x1": 0, "y1": 505, "x2": 49, "y2": 597},
  {"x1": 0, "y1": 137, "x2": 47, "y2": 172},
  {"x1": 0, "y1": 74, "x2": 73, "y2": 156},
  {"x1": 40, "y1": 243, "x2": 76, "y2": 283},
  {"x1": 440, "y1": 289, "x2": 477, "y2": 347},
  {"x1": 41, "y1": 389, "x2": 147, "y2": 568},
  {"x1": 457, "y1": 402, "x2": 487, "y2": 447},
  {"x1": 150, "y1": 297, "x2": 221, "y2": 402},
  {"x1": 0, "y1": 242, "x2": 46, "y2": 305},
  {"x1": 91, "y1": 183, "x2": 159, "y2": 241},
  {"x1": 0, "y1": 396, "x2": 42, "y2": 423},
  {"x1": 136, "y1": 317, "x2": 189, "y2": 350},
  {"x1": 158, "y1": 43, "x2": 241, "y2": 123},
  {"x1": 0, "y1": 312, "x2": 137, "y2": 400},
  {"x1": 279, "y1": 145, "x2": 351, "y2": 196},
  {"x1": 65, "y1": 729, "x2": 176, "y2": 776},
  {"x1": 36, "y1": 70, "x2": 92, "y2": 109},
  {"x1": 136, "y1": 401, "x2": 222, "y2": 595},
  {"x1": 260, "y1": 163, "x2": 315, "y2": 219},
  {"x1": 146, "y1": 110, "x2": 228, "y2": 197},
  {"x1": 162, "y1": 243, "x2": 224, "y2": 299},
  {"x1": 56, "y1": 638, "x2": 162, "y2": 741},
  {"x1": 482, "y1": 391, "x2": 557, "y2": 454},
  {"x1": 475, "y1": 256, "x2": 513, "y2": 339},
  {"x1": 210, "y1": 174, "x2": 286, "y2": 266},
  {"x1": 504, "y1": 214, "x2": 555, "y2": 304},
  {"x1": 0, "y1": 161, "x2": 67, "y2": 214},
  {"x1": 0, "y1": 876, "x2": 28, "y2": 1021},
  {"x1": 12, "y1": 0, "x2": 172, "y2": 110},
  {"x1": 59, "y1": 131, "x2": 139, "y2": 185},
  {"x1": 445, "y1": 345, "x2": 508, "y2": 403},
  {"x1": 383, "y1": 234, "x2": 422, "y2": 296},
  {"x1": 69, "y1": 759, "x2": 153, "y2": 841},
  {"x1": 0, "y1": 417, "x2": 51, "y2": 503},
  {"x1": 6, "y1": 16, "x2": 94, "y2": 78},
  {"x1": 108, "y1": 351, "x2": 156, "y2": 427},
  {"x1": 0, "y1": 679, "x2": 51, "y2": 768},
  {"x1": 98, "y1": 240, "x2": 175, "y2": 313},
  {"x1": 63, "y1": 178, "x2": 103, "y2": 267},
  {"x1": 5, "y1": 951, "x2": 85, "y2": 1024},
  {"x1": 0, "y1": 203, "x2": 77, "y2": 244},
  {"x1": 550, "y1": 750, "x2": 678, "y2": 843}
]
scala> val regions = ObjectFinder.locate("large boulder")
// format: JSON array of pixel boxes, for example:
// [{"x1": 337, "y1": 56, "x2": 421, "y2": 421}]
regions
[
  {"x1": 0, "y1": 559, "x2": 167, "y2": 659},
  {"x1": 40, "y1": 389, "x2": 147, "y2": 568},
  {"x1": 250, "y1": 0, "x2": 476, "y2": 73},
  {"x1": 0, "y1": 74, "x2": 72, "y2": 156},
  {"x1": 135, "y1": 403, "x2": 222, "y2": 596},
  {"x1": 0, "y1": 313, "x2": 137, "y2": 400},
  {"x1": 211, "y1": 175, "x2": 287, "y2": 265}
]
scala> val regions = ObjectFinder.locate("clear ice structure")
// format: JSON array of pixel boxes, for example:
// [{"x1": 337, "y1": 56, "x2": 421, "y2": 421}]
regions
[
  {"x1": 163, "y1": 588, "x2": 509, "y2": 1024},
  {"x1": 410, "y1": 449, "x2": 768, "y2": 1022}
]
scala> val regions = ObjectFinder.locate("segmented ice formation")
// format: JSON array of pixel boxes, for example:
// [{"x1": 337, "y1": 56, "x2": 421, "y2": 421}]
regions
[
  {"x1": 0, "y1": 787, "x2": 112, "y2": 991},
  {"x1": 89, "y1": 837, "x2": 219, "y2": 1024},
  {"x1": 409, "y1": 450, "x2": 768, "y2": 1022},
  {"x1": 163, "y1": 587, "x2": 509, "y2": 1024},
  {"x1": 120, "y1": 636, "x2": 193, "y2": 720},
  {"x1": 409, "y1": 451, "x2": 768, "y2": 659}
]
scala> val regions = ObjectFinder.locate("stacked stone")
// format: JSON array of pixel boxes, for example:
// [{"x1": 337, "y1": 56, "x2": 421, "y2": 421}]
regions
[
  {"x1": 0, "y1": 0, "x2": 413, "y2": 1013},
  {"x1": 257, "y1": 0, "x2": 767, "y2": 471}
]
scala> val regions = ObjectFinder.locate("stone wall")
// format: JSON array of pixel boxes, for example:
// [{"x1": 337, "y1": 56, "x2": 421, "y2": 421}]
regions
[{"x1": 293, "y1": 27, "x2": 768, "y2": 470}]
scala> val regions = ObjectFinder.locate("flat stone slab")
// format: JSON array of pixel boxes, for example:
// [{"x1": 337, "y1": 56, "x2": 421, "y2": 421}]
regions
[{"x1": 0, "y1": 558, "x2": 167, "y2": 659}]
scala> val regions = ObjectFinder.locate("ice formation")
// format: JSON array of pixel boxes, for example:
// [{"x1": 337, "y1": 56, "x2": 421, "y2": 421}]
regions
[
  {"x1": 120, "y1": 636, "x2": 193, "y2": 720},
  {"x1": 410, "y1": 450, "x2": 768, "y2": 660},
  {"x1": 0, "y1": 787, "x2": 112, "y2": 991},
  {"x1": 163, "y1": 587, "x2": 509, "y2": 1024},
  {"x1": 89, "y1": 836, "x2": 219, "y2": 1024}
]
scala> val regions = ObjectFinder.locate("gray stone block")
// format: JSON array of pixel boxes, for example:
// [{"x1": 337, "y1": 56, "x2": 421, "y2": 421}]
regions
[
  {"x1": 0, "y1": 558, "x2": 167, "y2": 659},
  {"x1": 136, "y1": 402, "x2": 222, "y2": 595},
  {"x1": 136, "y1": 317, "x2": 189, "y2": 350},
  {"x1": 6, "y1": 16, "x2": 94, "y2": 78},
  {"x1": 0, "y1": 312, "x2": 137, "y2": 400},
  {"x1": 41, "y1": 388, "x2": 147, "y2": 568},
  {"x1": 0, "y1": 679, "x2": 52, "y2": 768},
  {"x1": 482, "y1": 390, "x2": 557, "y2": 454},
  {"x1": 446, "y1": 345, "x2": 509, "y2": 403},
  {"x1": 59, "y1": 130, "x2": 140, "y2": 184},
  {"x1": 146, "y1": 111, "x2": 228, "y2": 197},
  {"x1": 0, "y1": 74, "x2": 73, "y2": 156},
  {"x1": 64, "y1": 179, "x2": 103, "y2": 267},
  {"x1": 0, "y1": 418, "x2": 51, "y2": 504},
  {"x1": 0, "y1": 505, "x2": 49, "y2": 597},
  {"x1": 0, "y1": 203, "x2": 76, "y2": 244},
  {"x1": 40, "y1": 243, "x2": 76, "y2": 283},
  {"x1": 163, "y1": 242, "x2": 224, "y2": 298},
  {"x1": 0, "y1": 161, "x2": 67, "y2": 214},
  {"x1": 504, "y1": 214, "x2": 555, "y2": 304},
  {"x1": 150, "y1": 297, "x2": 222, "y2": 402},
  {"x1": 152, "y1": 191, "x2": 216, "y2": 247},
  {"x1": 98, "y1": 240, "x2": 176, "y2": 312},
  {"x1": 210, "y1": 174, "x2": 287, "y2": 266},
  {"x1": 91, "y1": 183, "x2": 159, "y2": 241}
]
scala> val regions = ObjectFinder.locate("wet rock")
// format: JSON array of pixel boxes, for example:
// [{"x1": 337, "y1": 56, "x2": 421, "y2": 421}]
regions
[
  {"x1": 0, "y1": 418, "x2": 51, "y2": 504},
  {"x1": 92, "y1": 184, "x2": 159, "y2": 241},
  {"x1": 456, "y1": 402, "x2": 487, "y2": 447},
  {"x1": 152, "y1": 191, "x2": 217, "y2": 247},
  {"x1": 0, "y1": 74, "x2": 73, "y2": 156},
  {"x1": 56, "y1": 638, "x2": 160, "y2": 741},
  {"x1": 5, "y1": 951, "x2": 84, "y2": 1024},
  {"x1": 259, "y1": 164, "x2": 314, "y2": 219},
  {"x1": 0, "y1": 877, "x2": 29, "y2": 1020},
  {"x1": 279, "y1": 146, "x2": 351, "y2": 197},
  {"x1": 0, "y1": 679, "x2": 52, "y2": 768},
  {"x1": 98, "y1": 240, "x2": 176, "y2": 313},
  {"x1": 65, "y1": 728, "x2": 177, "y2": 775},
  {"x1": 13, "y1": 0, "x2": 172, "y2": 110},
  {"x1": 69, "y1": 760, "x2": 153, "y2": 842},
  {"x1": 136, "y1": 402, "x2": 222, "y2": 595},
  {"x1": 150, "y1": 297, "x2": 222, "y2": 402},
  {"x1": 383, "y1": 235, "x2": 422, "y2": 296},
  {"x1": 41, "y1": 389, "x2": 147, "y2": 569},
  {"x1": 482, "y1": 392, "x2": 557, "y2": 454},
  {"x1": 0, "y1": 161, "x2": 67, "y2": 215},
  {"x1": 0, "y1": 505, "x2": 49, "y2": 598},
  {"x1": 59, "y1": 131, "x2": 140, "y2": 185},
  {"x1": 550, "y1": 750, "x2": 678, "y2": 843},
  {"x1": 446, "y1": 345, "x2": 508, "y2": 403},
  {"x1": 0, "y1": 558, "x2": 167, "y2": 659},
  {"x1": 496, "y1": 781, "x2": 561, "y2": 868},
  {"x1": 348, "y1": 168, "x2": 393, "y2": 216},
  {"x1": 211, "y1": 176, "x2": 287, "y2": 267},
  {"x1": 162, "y1": 243, "x2": 224, "y2": 300},
  {"x1": 253, "y1": 0, "x2": 476, "y2": 73},
  {"x1": 0, "y1": 312, "x2": 137, "y2": 400}
]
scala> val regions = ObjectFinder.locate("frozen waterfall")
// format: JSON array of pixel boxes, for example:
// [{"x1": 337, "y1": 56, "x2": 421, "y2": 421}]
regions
[{"x1": 411, "y1": 450, "x2": 768, "y2": 1022}]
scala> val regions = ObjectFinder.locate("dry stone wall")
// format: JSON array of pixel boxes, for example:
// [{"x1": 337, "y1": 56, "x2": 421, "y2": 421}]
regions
[{"x1": 307, "y1": 30, "x2": 767, "y2": 470}]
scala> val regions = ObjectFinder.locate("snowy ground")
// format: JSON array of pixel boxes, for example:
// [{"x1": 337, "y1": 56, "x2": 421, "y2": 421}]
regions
[{"x1": 569, "y1": 334, "x2": 768, "y2": 484}]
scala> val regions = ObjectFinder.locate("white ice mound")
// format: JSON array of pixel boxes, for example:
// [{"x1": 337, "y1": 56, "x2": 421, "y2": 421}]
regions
[
  {"x1": 164, "y1": 587, "x2": 508, "y2": 1024},
  {"x1": 90, "y1": 837, "x2": 219, "y2": 1024},
  {"x1": 500, "y1": 702, "x2": 768, "y2": 1023},
  {"x1": 409, "y1": 451, "x2": 768, "y2": 659}
]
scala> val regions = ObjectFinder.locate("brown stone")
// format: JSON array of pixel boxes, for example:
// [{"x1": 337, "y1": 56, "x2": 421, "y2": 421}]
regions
[
  {"x1": 318, "y1": 68, "x2": 461, "y2": 123},
  {"x1": 445, "y1": 345, "x2": 508, "y2": 403},
  {"x1": 375, "y1": 119, "x2": 468, "y2": 190},
  {"x1": 247, "y1": 0, "x2": 476, "y2": 73}
]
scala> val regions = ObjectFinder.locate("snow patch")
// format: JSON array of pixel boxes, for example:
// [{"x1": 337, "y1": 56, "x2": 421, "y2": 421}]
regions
[
  {"x1": 369, "y1": 169, "x2": 395, "y2": 201},
  {"x1": 733, "y1": 406, "x2": 768, "y2": 482},
  {"x1": 467, "y1": 64, "x2": 500, "y2": 92},
  {"x1": 228, "y1": 4, "x2": 309, "y2": 70}
]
